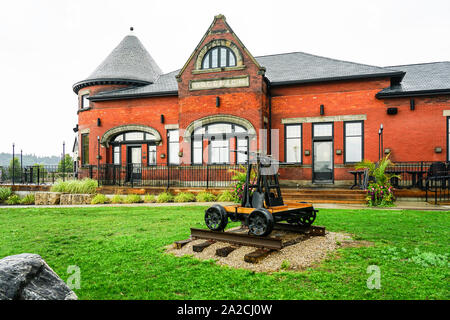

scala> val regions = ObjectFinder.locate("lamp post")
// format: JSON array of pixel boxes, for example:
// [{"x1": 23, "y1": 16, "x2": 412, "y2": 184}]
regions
[
  {"x1": 97, "y1": 136, "x2": 100, "y2": 185},
  {"x1": 378, "y1": 124, "x2": 384, "y2": 161},
  {"x1": 20, "y1": 150, "x2": 23, "y2": 184},
  {"x1": 12, "y1": 143, "x2": 15, "y2": 185},
  {"x1": 62, "y1": 141, "x2": 66, "y2": 181}
]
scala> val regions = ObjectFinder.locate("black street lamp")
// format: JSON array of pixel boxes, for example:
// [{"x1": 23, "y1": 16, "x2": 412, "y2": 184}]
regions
[
  {"x1": 97, "y1": 136, "x2": 100, "y2": 185},
  {"x1": 62, "y1": 141, "x2": 66, "y2": 181},
  {"x1": 20, "y1": 150, "x2": 23, "y2": 184},
  {"x1": 378, "y1": 124, "x2": 384, "y2": 161},
  {"x1": 12, "y1": 143, "x2": 15, "y2": 185}
]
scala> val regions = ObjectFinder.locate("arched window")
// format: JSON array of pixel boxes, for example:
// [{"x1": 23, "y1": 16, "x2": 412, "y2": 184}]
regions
[
  {"x1": 202, "y1": 46, "x2": 237, "y2": 69},
  {"x1": 191, "y1": 123, "x2": 250, "y2": 164}
]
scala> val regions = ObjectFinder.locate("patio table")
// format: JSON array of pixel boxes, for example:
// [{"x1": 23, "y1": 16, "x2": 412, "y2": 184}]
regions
[{"x1": 348, "y1": 170, "x2": 365, "y2": 189}]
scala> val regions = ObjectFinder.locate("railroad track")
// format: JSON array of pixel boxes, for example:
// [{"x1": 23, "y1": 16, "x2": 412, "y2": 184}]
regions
[{"x1": 173, "y1": 224, "x2": 326, "y2": 263}]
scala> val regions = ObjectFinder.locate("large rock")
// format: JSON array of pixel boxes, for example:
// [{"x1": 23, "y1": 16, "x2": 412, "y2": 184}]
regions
[
  {"x1": 35, "y1": 192, "x2": 61, "y2": 205},
  {"x1": 0, "y1": 253, "x2": 77, "y2": 300},
  {"x1": 60, "y1": 194, "x2": 72, "y2": 205}
]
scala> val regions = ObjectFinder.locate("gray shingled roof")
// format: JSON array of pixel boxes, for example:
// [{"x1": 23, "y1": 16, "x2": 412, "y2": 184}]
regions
[
  {"x1": 90, "y1": 70, "x2": 179, "y2": 100},
  {"x1": 256, "y1": 52, "x2": 403, "y2": 85},
  {"x1": 376, "y1": 62, "x2": 450, "y2": 97},
  {"x1": 90, "y1": 51, "x2": 404, "y2": 100},
  {"x1": 73, "y1": 34, "x2": 162, "y2": 93}
]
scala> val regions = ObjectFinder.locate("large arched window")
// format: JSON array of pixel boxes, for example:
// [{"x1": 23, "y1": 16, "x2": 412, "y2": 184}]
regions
[
  {"x1": 191, "y1": 123, "x2": 250, "y2": 164},
  {"x1": 202, "y1": 46, "x2": 237, "y2": 69}
]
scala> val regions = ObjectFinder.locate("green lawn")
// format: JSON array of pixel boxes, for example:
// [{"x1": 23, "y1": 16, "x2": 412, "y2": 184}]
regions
[{"x1": 0, "y1": 206, "x2": 448, "y2": 300}]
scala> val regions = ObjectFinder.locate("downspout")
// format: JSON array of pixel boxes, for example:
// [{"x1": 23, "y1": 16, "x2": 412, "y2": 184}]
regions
[{"x1": 266, "y1": 77, "x2": 272, "y2": 155}]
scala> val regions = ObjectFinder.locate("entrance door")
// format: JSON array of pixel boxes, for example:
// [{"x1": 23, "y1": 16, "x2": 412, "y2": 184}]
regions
[
  {"x1": 127, "y1": 146, "x2": 142, "y2": 181},
  {"x1": 312, "y1": 123, "x2": 334, "y2": 182}
]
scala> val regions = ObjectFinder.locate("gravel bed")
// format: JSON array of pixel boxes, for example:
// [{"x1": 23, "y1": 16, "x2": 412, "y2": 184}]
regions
[{"x1": 166, "y1": 229, "x2": 360, "y2": 273}]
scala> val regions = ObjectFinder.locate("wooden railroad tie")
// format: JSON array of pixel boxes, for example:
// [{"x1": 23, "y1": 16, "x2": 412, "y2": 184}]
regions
[
  {"x1": 244, "y1": 248, "x2": 273, "y2": 264},
  {"x1": 192, "y1": 240, "x2": 215, "y2": 252},
  {"x1": 173, "y1": 239, "x2": 192, "y2": 249},
  {"x1": 216, "y1": 245, "x2": 239, "y2": 257}
]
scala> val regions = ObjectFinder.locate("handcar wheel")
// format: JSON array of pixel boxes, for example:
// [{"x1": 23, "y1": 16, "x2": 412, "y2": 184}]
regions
[
  {"x1": 204, "y1": 205, "x2": 228, "y2": 231},
  {"x1": 248, "y1": 209, "x2": 274, "y2": 237},
  {"x1": 298, "y1": 210, "x2": 316, "y2": 226}
]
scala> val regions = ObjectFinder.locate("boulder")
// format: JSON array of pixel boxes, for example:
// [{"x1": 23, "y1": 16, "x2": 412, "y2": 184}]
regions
[
  {"x1": 0, "y1": 253, "x2": 77, "y2": 300},
  {"x1": 34, "y1": 192, "x2": 61, "y2": 205},
  {"x1": 60, "y1": 194, "x2": 72, "y2": 205}
]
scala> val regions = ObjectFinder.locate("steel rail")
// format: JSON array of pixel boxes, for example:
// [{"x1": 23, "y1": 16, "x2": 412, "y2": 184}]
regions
[
  {"x1": 190, "y1": 228, "x2": 283, "y2": 250},
  {"x1": 273, "y1": 223, "x2": 326, "y2": 236}
]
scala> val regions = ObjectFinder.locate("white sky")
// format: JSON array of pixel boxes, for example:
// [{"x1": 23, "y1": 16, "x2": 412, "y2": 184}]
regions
[{"x1": 0, "y1": 0, "x2": 449, "y2": 156}]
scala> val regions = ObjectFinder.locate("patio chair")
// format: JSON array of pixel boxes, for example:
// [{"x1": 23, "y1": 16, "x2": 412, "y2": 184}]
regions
[{"x1": 425, "y1": 162, "x2": 448, "y2": 191}]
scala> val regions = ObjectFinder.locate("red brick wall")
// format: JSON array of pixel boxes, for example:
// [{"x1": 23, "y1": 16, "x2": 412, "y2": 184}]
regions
[{"x1": 78, "y1": 93, "x2": 179, "y2": 166}]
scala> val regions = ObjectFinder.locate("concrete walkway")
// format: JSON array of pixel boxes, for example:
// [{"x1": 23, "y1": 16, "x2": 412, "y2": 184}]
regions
[{"x1": 1, "y1": 200, "x2": 449, "y2": 211}]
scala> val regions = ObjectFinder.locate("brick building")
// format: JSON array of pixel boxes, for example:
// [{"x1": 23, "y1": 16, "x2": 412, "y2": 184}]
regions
[{"x1": 72, "y1": 15, "x2": 450, "y2": 186}]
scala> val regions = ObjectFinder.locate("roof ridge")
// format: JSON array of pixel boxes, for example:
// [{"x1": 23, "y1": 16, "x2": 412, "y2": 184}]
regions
[
  {"x1": 385, "y1": 61, "x2": 450, "y2": 68},
  {"x1": 255, "y1": 51, "x2": 399, "y2": 73}
]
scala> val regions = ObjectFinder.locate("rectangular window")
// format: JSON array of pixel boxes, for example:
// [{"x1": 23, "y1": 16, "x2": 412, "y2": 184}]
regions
[
  {"x1": 285, "y1": 124, "x2": 302, "y2": 163},
  {"x1": 148, "y1": 145, "x2": 156, "y2": 165},
  {"x1": 113, "y1": 146, "x2": 120, "y2": 165},
  {"x1": 344, "y1": 121, "x2": 363, "y2": 163},
  {"x1": 192, "y1": 137, "x2": 203, "y2": 165},
  {"x1": 81, "y1": 133, "x2": 89, "y2": 166},
  {"x1": 81, "y1": 94, "x2": 89, "y2": 109},
  {"x1": 237, "y1": 137, "x2": 249, "y2": 164},
  {"x1": 210, "y1": 139, "x2": 229, "y2": 164},
  {"x1": 168, "y1": 129, "x2": 179, "y2": 165}
]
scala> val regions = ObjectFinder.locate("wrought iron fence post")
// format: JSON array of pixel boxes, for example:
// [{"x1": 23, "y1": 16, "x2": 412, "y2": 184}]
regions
[
  {"x1": 167, "y1": 164, "x2": 170, "y2": 189},
  {"x1": 37, "y1": 166, "x2": 40, "y2": 185},
  {"x1": 206, "y1": 164, "x2": 209, "y2": 189}
]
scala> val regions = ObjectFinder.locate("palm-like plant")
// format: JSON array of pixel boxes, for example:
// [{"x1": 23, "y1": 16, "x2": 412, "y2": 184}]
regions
[{"x1": 355, "y1": 153, "x2": 399, "y2": 186}]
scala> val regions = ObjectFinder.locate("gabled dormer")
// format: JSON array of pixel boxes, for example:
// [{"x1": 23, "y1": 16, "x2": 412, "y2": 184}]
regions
[{"x1": 176, "y1": 14, "x2": 267, "y2": 98}]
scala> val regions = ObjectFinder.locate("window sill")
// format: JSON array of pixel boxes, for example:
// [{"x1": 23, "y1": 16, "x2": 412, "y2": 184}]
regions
[{"x1": 77, "y1": 107, "x2": 92, "y2": 114}]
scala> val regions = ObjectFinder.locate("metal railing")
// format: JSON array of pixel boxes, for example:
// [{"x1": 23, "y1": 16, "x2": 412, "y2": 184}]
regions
[
  {"x1": 80, "y1": 163, "x2": 244, "y2": 188},
  {"x1": 425, "y1": 175, "x2": 450, "y2": 204},
  {"x1": 0, "y1": 165, "x2": 75, "y2": 185}
]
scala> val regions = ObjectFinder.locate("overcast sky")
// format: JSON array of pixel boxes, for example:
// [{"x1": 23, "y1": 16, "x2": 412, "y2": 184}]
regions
[{"x1": 0, "y1": 0, "x2": 449, "y2": 156}]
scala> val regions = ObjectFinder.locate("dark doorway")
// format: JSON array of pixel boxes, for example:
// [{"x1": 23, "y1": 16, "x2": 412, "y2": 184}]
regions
[{"x1": 127, "y1": 146, "x2": 142, "y2": 182}]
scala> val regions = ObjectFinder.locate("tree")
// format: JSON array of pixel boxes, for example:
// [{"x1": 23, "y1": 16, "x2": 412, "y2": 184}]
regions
[
  {"x1": 58, "y1": 154, "x2": 74, "y2": 173},
  {"x1": 8, "y1": 157, "x2": 21, "y2": 181}
]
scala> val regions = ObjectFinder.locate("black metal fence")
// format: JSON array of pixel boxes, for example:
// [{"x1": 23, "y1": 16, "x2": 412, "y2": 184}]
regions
[
  {"x1": 78, "y1": 164, "x2": 243, "y2": 188},
  {"x1": 385, "y1": 161, "x2": 446, "y2": 189},
  {"x1": 0, "y1": 165, "x2": 75, "y2": 185},
  {"x1": 425, "y1": 175, "x2": 450, "y2": 204}
]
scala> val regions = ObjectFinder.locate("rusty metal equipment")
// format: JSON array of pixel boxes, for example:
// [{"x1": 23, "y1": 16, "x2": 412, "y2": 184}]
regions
[{"x1": 204, "y1": 151, "x2": 319, "y2": 237}]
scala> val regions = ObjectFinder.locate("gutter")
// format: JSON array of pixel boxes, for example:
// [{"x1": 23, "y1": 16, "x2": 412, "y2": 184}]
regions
[
  {"x1": 269, "y1": 71, "x2": 405, "y2": 87},
  {"x1": 376, "y1": 88, "x2": 450, "y2": 99},
  {"x1": 89, "y1": 91, "x2": 178, "y2": 101}
]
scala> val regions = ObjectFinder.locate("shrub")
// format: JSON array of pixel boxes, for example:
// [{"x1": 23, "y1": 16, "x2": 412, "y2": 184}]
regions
[
  {"x1": 144, "y1": 194, "x2": 156, "y2": 203},
  {"x1": 111, "y1": 194, "x2": 124, "y2": 204},
  {"x1": 280, "y1": 260, "x2": 291, "y2": 270},
  {"x1": 91, "y1": 194, "x2": 109, "y2": 205},
  {"x1": 356, "y1": 153, "x2": 398, "y2": 207},
  {"x1": 217, "y1": 190, "x2": 236, "y2": 202},
  {"x1": 0, "y1": 187, "x2": 12, "y2": 203},
  {"x1": 196, "y1": 192, "x2": 216, "y2": 202},
  {"x1": 51, "y1": 178, "x2": 98, "y2": 194},
  {"x1": 6, "y1": 195, "x2": 21, "y2": 205},
  {"x1": 20, "y1": 193, "x2": 35, "y2": 205},
  {"x1": 124, "y1": 194, "x2": 142, "y2": 204},
  {"x1": 174, "y1": 192, "x2": 196, "y2": 203},
  {"x1": 156, "y1": 192, "x2": 174, "y2": 203}
]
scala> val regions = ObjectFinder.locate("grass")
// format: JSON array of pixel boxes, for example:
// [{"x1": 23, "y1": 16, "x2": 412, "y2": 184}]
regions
[{"x1": 0, "y1": 206, "x2": 448, "y2": 300}]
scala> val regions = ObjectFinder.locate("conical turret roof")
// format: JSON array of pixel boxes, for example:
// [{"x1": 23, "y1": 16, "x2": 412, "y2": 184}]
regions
[{"x1": 73, "y1": 32, "x2": 162, "y2": 93}]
